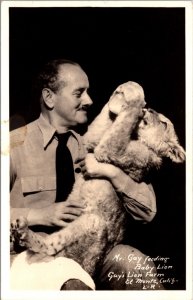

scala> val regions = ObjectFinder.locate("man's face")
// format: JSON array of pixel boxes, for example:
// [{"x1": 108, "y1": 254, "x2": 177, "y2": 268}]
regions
[{"x1": 53, "y1": 64, "x2": 93, "y2": 127}]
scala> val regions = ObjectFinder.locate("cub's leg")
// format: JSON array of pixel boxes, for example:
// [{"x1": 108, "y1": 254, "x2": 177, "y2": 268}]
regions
[
  {"x1": 10, "y1": 216, "x2": 44, "y2": 251},
  {"x1": 83, "y1": 103, "x2": 113, "y2": 151},
  {"x1": 94, "y1": 99, "x2": 143, "y2": 163},
  {"x1": 10, "y1": 214, "x2": 107, "y2": 276}
]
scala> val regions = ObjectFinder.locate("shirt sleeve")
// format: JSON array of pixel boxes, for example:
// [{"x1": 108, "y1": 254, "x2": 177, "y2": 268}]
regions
[
  {"x1": 10, "y1": 154, "x2": 16, "y2": 190},
  {"x1": 10, "y1": 152, "x2": 31, "y2": 220},
  {"x1": 10, "y1": 208, "x2": 31, "y2": 221},
  {"x1": 118, "y1": 176, "x2": 157, "y2": 223}
]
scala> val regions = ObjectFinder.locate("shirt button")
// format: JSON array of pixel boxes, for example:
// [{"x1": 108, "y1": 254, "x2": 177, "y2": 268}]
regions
[{"x1": 75, "y1": 167, "x2": 81, "y2": 173}]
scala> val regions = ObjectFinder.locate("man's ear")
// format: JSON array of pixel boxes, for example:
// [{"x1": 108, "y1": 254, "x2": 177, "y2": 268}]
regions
[{"x1": 42, "y1": 88, "x2": 55, "y2": 109}]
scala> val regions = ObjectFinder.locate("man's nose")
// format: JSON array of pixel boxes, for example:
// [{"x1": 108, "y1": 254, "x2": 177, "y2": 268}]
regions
[{"x1": 82, "y1": 93, "x2": 93, "y2": 106}]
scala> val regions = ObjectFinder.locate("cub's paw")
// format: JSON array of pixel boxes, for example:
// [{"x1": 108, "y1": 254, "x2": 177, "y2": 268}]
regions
[
  {"x1": 10, "y1": 216, "x2": 29, "y2": 247},
  {"x1": 108, "y1": 81, "x2": 146, "y2": 115}
]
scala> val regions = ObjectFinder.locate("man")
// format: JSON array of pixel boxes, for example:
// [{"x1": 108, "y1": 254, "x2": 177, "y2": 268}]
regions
[{"x1": 10, "y1": 59, "x2": 162, "y2": 290}]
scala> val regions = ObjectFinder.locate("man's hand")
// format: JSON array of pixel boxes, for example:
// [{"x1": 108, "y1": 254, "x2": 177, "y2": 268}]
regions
[
  {"x1": 27, "y1": 200, "x2": 85, "y2": 227},
  {"x1": 80, "y1": 154, "x2": 109, "y2": 178},
  {"x1": 80, "y1": 153, "x2": 130, "y2": 192}
]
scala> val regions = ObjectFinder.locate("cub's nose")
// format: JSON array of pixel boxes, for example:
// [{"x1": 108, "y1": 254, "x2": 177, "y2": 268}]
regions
[
  {"x1": 142, "y1": 108, "x2": 147, "y2": 117},
  {"x1": 147, "y1": 108, "x2": 156, "y2": 114}
]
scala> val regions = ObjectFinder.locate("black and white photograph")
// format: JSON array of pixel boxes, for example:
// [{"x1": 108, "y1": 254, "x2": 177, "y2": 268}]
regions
[{"x1": 1, "y1": 1, "x2": 192, "y2": 300}]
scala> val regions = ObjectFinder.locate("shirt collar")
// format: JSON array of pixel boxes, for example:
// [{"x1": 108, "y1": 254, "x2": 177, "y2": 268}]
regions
[
  {"x1": 37, "y1": 114, "x2": 56, "y2": 148},
  {"x1": 37, "y1": 113, "x2": 83, "y2": 149}
]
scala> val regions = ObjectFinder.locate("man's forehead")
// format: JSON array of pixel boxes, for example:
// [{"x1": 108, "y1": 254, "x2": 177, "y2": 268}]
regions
[{"x1": 58, "y1": 64, "x2": 88, "y2": 84}]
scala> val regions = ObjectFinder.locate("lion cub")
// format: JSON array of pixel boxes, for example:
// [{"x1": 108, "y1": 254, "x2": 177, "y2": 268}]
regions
[{"x1": 10, "y1": 82, "x2": 185, "y2": 276}]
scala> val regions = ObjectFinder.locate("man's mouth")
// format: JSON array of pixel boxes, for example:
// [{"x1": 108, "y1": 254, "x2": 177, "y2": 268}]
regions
[{"x1": 78, "y1": 106, "x2": 88, "y2": 112}]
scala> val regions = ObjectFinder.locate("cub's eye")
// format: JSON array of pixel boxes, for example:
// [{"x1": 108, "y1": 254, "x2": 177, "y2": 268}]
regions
[
  {"x1": 142, "y1": 119, "x2": 148, "y2": 125},
  {"x1": 113, "y1": 91, "x2": 122, "y2": 97},
  {"x1": 161, "y1": 121, "x2": 167, "y2": 129}
]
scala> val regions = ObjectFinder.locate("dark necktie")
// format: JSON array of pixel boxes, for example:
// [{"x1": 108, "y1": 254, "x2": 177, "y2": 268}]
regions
[{"x1": 55, "y1": 132, "x2": 75, "y2": 202}]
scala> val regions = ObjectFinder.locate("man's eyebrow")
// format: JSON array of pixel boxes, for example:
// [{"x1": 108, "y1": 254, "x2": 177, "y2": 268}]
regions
[{"x1": 73, "y1": 87, "x2": 89, "y2": 93}]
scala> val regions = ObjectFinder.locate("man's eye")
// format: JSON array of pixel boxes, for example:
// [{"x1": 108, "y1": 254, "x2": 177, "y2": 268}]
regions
[{"x1": 75, "y1": 92, "x2": 82, "y2": 98}]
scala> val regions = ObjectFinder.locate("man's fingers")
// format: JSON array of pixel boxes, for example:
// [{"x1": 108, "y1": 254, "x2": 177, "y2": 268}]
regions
[
  {"x1": 53, "y1": 220, "x2": 69, "y2": 227},
  {"x1": 74, "y1": 157, "x2": 85, "y2": 164},
  {"x1": 56, "y1": 202, "x2": 84, "y2": 211},
  {"x1": 63, "y1": 207, "x2": 83, "y2": 216},
  {"x1": 65, "y1": 200, "x2": 86, "y2": 209},
  {"x1": 80, "y1": 166, "x2": 86, "y2": 173},
  {"x1": 60, "y1": 214, "x2": 79, "y2": 221},
  {"x1": 79, "y1": 160, "x2": 85, "y2": 168}
]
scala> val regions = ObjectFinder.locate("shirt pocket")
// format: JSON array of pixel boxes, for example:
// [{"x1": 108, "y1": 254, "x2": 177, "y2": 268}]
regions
[{"x1": 21, "y1": 176, "x2": 56, "y2": 195}]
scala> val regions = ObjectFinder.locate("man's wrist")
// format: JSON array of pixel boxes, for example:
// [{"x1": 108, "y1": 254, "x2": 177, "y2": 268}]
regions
[
  {"x1": 103, "y1": 164, "x2": 129, "y2": 192},
  {"x1": 27, "y1": 208, "x2": 44, "y2": 226},
  {"x1": 99, "y1": 164, "x2": 120, "y2": 179}
]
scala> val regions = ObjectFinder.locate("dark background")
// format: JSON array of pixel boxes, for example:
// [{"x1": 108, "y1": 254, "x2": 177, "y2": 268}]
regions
[{"x1": 9, "y1": 7, "x2": 186, "y2": 289}]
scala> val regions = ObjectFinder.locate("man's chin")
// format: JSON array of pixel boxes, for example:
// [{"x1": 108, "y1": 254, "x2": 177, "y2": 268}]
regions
[
  {"x1": 76, "y1": 113, "x2": 88, "y2": 124},
  {"x1": 78, "y1": 117, "x2": 88, "y2": 124}
]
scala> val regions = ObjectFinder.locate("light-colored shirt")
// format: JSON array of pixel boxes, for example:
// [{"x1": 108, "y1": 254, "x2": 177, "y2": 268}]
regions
[{"x1": 10, "y1": 114, "x2": 156, "y2": 225}]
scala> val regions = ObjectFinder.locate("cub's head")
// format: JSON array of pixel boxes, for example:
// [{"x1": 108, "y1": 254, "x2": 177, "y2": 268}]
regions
[{"x1": 138, "y1": 108, "x2": 185, "y2": 163}]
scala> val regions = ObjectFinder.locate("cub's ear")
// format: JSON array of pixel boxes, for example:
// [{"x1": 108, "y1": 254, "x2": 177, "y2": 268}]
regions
[{"x1": 167, "y1": 141, "x2": 185, "y2": 163}]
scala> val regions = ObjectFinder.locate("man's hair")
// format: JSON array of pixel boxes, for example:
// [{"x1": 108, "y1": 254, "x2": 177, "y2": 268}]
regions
[{"x1": 36, "y1": 59, "x2": 80, "y2": 96}]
